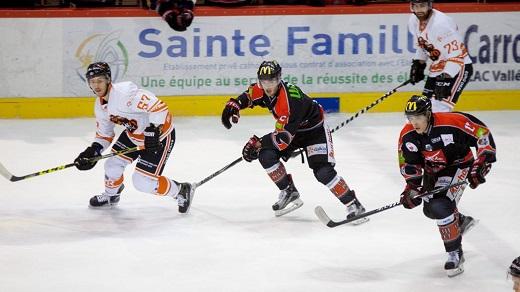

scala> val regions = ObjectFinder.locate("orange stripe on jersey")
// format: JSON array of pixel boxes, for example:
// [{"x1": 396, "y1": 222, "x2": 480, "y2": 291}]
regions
[
  {"x1": 160, "y1": 112, "x2": 174, "y2": 139},
  {"x1": 398, "y1": 122, "x2": 416, "y2": 146},
  {"x1": 249, "y1": 83, "x2": 265, "y2": 102},
  {"x1": 150, "y1": 101, "x2": 168, "y2": 113},
  {"x1": 274, "y1": 85, "x2": 290, "y2": 124},
  {"x1": 433, "y1": 112, "x2": 481, "y2": 137}
]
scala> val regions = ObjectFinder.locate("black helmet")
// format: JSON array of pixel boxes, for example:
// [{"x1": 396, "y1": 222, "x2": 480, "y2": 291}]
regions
[
  {"x1": 510, "y1": 256, "x2": 520, "y2": 277},
  {"x1": 86, "y1": 62, "x2": 111, "y2": 81},
  {"x1": 405, "y1": 95, "x2": 431, "y2": 116},
  {"x1": 257, "y1": 60, "x2": 282, "y2": 80}
]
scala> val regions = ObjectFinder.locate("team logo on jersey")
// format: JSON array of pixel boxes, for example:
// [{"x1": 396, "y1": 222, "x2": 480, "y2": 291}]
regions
[
  {"x1": 405, "y1": 142, "x2": 419, "y2": 152},
  {"x1": 75, "y1": 31, "x2": 129, "y2": 83},
  {"x1": 417, "y1": 37, "x2": 440, "y2": 61},
  {"x1": 440, "y1": 134, "x2": 454, "y2": 146},
  {"x1": 431, "y1": 137, "x2": 441, "y2": 144}
]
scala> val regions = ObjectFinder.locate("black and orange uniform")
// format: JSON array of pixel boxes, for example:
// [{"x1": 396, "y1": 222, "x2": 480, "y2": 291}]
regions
[
  {"x1": 398, "y1": 111, "x2": 496, "y2": 252},
  {"x1": 233, "y1": 81, "x2": 358, "y2": 205}
]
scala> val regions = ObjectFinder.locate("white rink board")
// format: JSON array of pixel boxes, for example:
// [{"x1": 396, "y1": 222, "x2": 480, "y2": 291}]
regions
[{"x1": 0, "y1": 12, "x2": 519, "y2": 97}]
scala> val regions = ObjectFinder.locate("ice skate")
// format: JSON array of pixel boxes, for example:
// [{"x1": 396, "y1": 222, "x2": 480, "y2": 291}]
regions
[
  {"x1": 89, "y1": 184, "x2": 124, "y2": 209},
  {"x1": 459, "y1": 214, "x2": 478, "y2": 236},
  {"x1": 345, "y1": 196, "x2": 369, "y2": 225},
  {"x1": 445, "y1": 248, "x2": 465, "y2": 277},
  {"x1": 177, "y1": 182, "x2": 193, "y2": 214},
  {"x1": 272, "y1": 175, "x2": 303, "y2": 217}
]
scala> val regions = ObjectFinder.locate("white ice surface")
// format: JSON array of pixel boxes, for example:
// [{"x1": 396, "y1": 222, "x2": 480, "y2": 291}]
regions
[{"x1": 0, "y1": 112, "x2": 518, "y2": 292}]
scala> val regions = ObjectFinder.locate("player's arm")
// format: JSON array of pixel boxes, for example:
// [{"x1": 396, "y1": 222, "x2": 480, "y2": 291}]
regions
[
  {"x1": 408, "y1": 18, "x2": 428, "y2": 85},
  {"x1": 457, "y1": 113, "x2": 496, "y2": 188},
  {"x1": 398, "y1": 130, "x2": 425, "y2": 209},
  {"x1": 74, "y1": 101, "x2": 115, "y2": 171},
  {"x1": 221, "y1": 84, "x2": 258, "y2": 129},
  {"x1": 260, "y1": 88, "x2": 303, "y2": 152}
]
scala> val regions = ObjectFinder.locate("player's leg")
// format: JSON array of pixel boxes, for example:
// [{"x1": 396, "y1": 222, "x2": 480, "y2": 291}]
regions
[
  {"x1": 258, "y1": 146, "x2": 303, "y2": 216},
  {"x1": 305, "y1": 124, "x2": 367, "y2": 223},
  {"x1": 422, "y1": 168, "x2": 470, "y2": 277},
  {"x1": 89, "y1": 132, "x2": 139, "y2": 208},
  {"x1": 134, "y1": 129, "x2": 192, "y2": 213}
]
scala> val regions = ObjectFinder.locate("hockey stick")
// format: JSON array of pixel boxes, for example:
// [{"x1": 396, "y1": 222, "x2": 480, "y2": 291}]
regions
[
  {"x1": 191, "y1": 156, "x2": 244, "y2": 190},
  {"x1": 0, "y1": 146, "x2": 144, "y2": 182},
  {"x1": 314, "y1": 180, "x2": 467, "y2": 228},
  {"x1": 189, "y1": 80, "x2": 411, "y2": 191},
  {"x1": 290, "y1": 79, "x2": 411, "y2": 158}
]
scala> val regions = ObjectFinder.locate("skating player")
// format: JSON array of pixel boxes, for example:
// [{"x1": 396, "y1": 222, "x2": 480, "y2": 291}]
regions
[
  {"x1": 221, "y1": 60, "x2": 367, "y2": 222},
  {"x1": 398, "y1": 95, "x2": 496, "y2": 276},
  {"x1": 74, "y1": 62, "x2": 193, "y2": 212},
  {"x1": 408, "y1": 0, "x2": 473, "y2": 112}
]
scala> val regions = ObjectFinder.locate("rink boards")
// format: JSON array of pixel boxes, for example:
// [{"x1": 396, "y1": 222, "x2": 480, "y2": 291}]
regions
[{"x1": 0, "y1": 4, "x2": 519, "y2": 118}]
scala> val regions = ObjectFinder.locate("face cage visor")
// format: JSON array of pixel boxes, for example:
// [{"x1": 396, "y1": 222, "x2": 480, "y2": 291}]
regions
[{"x1": 258, "y1": 76, "x2": 281, "y2": 91}]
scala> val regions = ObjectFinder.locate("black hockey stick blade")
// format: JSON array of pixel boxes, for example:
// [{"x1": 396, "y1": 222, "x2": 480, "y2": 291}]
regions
[{"x1": 315, "y1": 181, "x2": 467, "y2": 228}]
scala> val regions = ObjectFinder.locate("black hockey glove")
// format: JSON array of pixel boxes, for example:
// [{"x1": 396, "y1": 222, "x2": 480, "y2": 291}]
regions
[
  {"x1": 400, "y1": 183, "x2": 423, "y2": 209},
  {"x1": 468, "y1": 155, "x2": 492, "y2": 189},
  {"x1": 221, "y1": 98, "x2": 241, "y2": 129},
  {"x1": 75, "y1": 142, "x2": 103, "y2": 171},
  {"x1": 144, "y1": 124, "x2": 162, "y2": 154},
  {"x1": 242, "y1": 135, "x2": 261, "y2": 162},
  {"x1": 410, "y1": 60, "x2": 426, "y2": 85},
  {"x1": 433, "y1": 73, "x2": 454, "y2": 100}
]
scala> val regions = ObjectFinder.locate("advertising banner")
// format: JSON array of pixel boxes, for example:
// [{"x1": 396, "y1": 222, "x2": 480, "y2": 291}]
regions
[{"x1": 1, "y1": 12, "x2": 519, "y2": 98}]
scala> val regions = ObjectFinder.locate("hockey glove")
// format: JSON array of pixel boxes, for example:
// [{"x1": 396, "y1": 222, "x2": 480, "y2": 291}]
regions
[
  {"x1": 469, "y1": 155, "x2": 492, "y2": 189},
  {"x1": 410, "y1": 60, "x2": 426, "y2": 85},
  {"x1": 221, "y1": 98, "x2": 241, "y2": 129},
  {"x1": 433, "y1": 73, "x2": 453, "y2": 100},
  {"x1": 75, "y1": 142, "x2": 103, "y2": 171},
  {"x1": 242, "y1": 135, "x2": 261, "y2": 162},
  {"x1": 400, "y1": 183, "x2": 423, "y2": 209},
  {"x1": 144, "y1": 124, "x2": 162, "y2": 154}
]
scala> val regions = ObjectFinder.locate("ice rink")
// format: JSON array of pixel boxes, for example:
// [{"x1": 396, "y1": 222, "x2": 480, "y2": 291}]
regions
[{"x1": 0, "y1": 111, "x2": 518, "y2": 291}]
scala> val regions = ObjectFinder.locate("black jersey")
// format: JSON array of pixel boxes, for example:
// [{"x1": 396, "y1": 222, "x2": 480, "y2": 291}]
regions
[
  {"x1": 234, "y1": 81, "x2": 323, "y2": 151},
  {"x1": 398, "y1": 112, "x2": 496, "y2": 185}
]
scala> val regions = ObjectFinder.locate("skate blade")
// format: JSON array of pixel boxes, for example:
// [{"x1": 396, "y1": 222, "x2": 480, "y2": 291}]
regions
[
  {"x1": 88, "y1": 203, "x2": 118, "y2": 209},
  {"x1": 349, "y1": 217, "x2": 370, "y2": 225},
  {"x1": 275, "y1": 199, "x2": 304, "y2": 217},
  {"x1": 446, "y1": 265, "x2": 464, "y2": 277}
]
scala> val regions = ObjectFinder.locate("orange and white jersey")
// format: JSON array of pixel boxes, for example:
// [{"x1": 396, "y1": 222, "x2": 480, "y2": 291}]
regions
[
  {"x1": 93, "y1": 81, "x2": 173, "y2": 150},
  {"x1": 408, "y1": 9, "x2": 472, "y2": 78}
]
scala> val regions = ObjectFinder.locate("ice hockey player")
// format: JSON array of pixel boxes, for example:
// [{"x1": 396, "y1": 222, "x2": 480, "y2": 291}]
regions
[
  {"x1": 74, "y1": 62, "x2": 193, "y2": 212},
  {"x1": 221, "y1": 60, "x2": 367, "y2": 221},
  {"x1": 509, "y1": 256, "x2": 520, "y2": 292},
  {"x1": 398, "y1": 95, "x2": 496, "y2": 277},
  {"x1": 408, "y1": 0, "x2": 473, "y2": 112}
]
